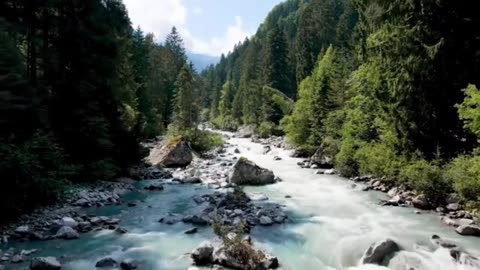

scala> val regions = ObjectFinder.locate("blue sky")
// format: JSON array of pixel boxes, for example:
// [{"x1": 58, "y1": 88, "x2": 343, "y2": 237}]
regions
[{"x1": 123, "y1": 0, "x2": 284, "y2": 56}]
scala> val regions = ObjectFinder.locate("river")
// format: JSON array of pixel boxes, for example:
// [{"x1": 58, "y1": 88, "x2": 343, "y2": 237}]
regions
[{"x1": 4, "y1": 135, "x2": 480, "y2": 269}]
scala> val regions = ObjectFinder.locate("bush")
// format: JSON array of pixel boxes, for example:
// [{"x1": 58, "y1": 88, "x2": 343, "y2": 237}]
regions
[
  {"x1": 335, "y1": 138, "x2": 360, "y2": 177},
  {"x1": 256, "y1": 121, "x2": 275, "y2": 138},
  {"x1": 212, "y1": 115, "x2": 239, "y2": 131},
  {"x1": 355, "y1": 142, "x2": 406, "y2": 180},
  {"x1": 400, "y1": 159, "x2": 450, "y2": 203},
  {"x1": 445, "y1": 155, "x2": 480, "y2": 201},
  {"x1": 167, "y1": 127, "x2": 224, "y2": 153},
  {"x1": 212, "y1": 219, "x2": 264, "y2": 270},
  {"x1": 0, "y1": 132, "x2": 76, "y2": 222}
]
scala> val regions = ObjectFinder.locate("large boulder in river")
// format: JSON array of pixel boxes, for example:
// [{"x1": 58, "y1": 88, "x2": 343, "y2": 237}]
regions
[
  {"x1": 191, "y1": 241, "x2": 214, "y2": 265},
  {"x1": 310, "y1": 143, "x2": 333, "y2": 168},
  {"x1": 148, "y1": 139, "x2": 192, "y2": 168},
  {"x1": 228, "y1": 157, "x2": 275, "y2": 186},
  {"x1": 30, "y1": 257, "x2": 62, "y2": 270},
  {"x1": 362, "y1": 239, "x2": 400, "y2": 265},
  {"x1": 236, "y1": 125, "x2": 255, "y2": 138}
]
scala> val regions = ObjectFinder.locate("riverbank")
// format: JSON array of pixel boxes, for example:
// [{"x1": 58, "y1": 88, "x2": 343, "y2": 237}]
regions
[{"x1": 1, "y1": 131, "x2": 480, "y2": 269}]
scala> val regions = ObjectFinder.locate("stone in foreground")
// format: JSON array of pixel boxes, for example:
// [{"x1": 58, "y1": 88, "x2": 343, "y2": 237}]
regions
[
  {"x1": 228, "y1": 157, "x2": 275, "y2": 186},
  {"x1": 362, "y1": 239, "x2": 400, "y2": 265},
  {"x1": 30, "y1": 257, "x2": 61, "y2": 270},
  {"x1": 191, "y1": 241, "x2": 214, "y2": 265},
  {"x1": 456, "y1": 225, "x2": 480, "y2": 236},
  {"x1": 95, "y1": 257, "x2": 117, "y2": 268},
  {"x1": 148, "y1": 139, "x2": 192, "y2": 168}
]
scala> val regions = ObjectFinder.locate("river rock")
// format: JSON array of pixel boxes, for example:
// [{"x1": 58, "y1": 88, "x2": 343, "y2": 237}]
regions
[
  {"x1": 362, "y1": 239, "x2": 400, "y2": 265},
  {"x1": 184, "y1": 228, "x2": 198, "y2": 234},
  {"x1": 120, "y1": 258, "x2": 137, "y2": 270},
  {"x1": 54, "y1": 226, "x2": 79, "y2": 239},
  {"x1": 95, "y1": 257, "x2": 117, "y2": 268},
  {"x1": 311, "y1": 143, "x2": 333, "y2": 168},
  {"x1": 412, "y1": 194, "x2": 430, "y2": 210},
  {"x1": 148, "y1": 139, "x2": 192, "y2": 168},
  {"x1": 11, "y1": 255, "x2": 23, "y2": 263},
  {"x1": 324, "y1": 169, "x2": 336, "y2": 175},
  {"x1": 228, "y1": 158, "x2": 275, "y2": 186},
  {"x1": 30, "y1": 257, "x2": 62, "y2": 270},
  {"x1": 455, "y1": 225, "x2": 480, "y2": 236},
  {"x1": 61, "y1": 217, "x2": 78, "y2": 228},
  {"x1": 234, "y1": 148, "x2": 240, "y2": 154},
  {"x1": 159, "y1": 214, "x2": 183, "y2": 225},
  {"x1": 15, "y1": 225, "x2": 30, "y2": 235},
  {"x1": 430, "y1": 235, "x2": 457, "y2": 249},
  {"x1": 259, "y1": 216, "x2": 274, "y2": 226},
  {"x1": 191, "y1": 241, "x2": 214, "y2": 265},
  {"x1": 144, "y1": 183, "x2": 164, "y2": 191},
  {"x1": 236, "y1": 125, "x2": 255, "y2": 138},
  {"x1": 446, "y1": 203, "x2": 461, "y2": 211}
]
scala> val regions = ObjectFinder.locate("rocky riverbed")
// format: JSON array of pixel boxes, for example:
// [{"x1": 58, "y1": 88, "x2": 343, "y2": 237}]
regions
[{"x1": 1, "y1": 130, "x2": 480, "y2": 270}]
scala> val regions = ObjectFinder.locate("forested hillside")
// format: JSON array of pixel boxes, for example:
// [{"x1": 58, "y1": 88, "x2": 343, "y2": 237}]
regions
[
  {"x1": 0, "y1": 0, "x2": 208, "y2": 221},
  {"x1": 202, "y1": 0, "x2": 480, "y2": 208}
]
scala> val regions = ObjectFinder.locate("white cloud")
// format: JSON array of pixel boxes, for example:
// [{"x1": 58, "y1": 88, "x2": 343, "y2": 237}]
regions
[
  {"x1": 182, "y1": 16, "x2": 251, "y2": 56},
  {"x1": 123, "y1": 1, "x2": 252, "y2": 56},
  {"x1": 123, "y1": 0, "x2": 187, "y2": 41}
]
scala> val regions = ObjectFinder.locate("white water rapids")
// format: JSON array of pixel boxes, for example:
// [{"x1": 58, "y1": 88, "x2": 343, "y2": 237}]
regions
[{"x1": 4, "y1": 134, "x2": 480, "y2": 270}]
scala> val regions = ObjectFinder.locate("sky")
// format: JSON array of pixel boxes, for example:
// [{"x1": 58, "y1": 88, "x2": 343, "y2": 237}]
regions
[{"x1": 123, "y1": 0, "x2": 285, "y2": 57}]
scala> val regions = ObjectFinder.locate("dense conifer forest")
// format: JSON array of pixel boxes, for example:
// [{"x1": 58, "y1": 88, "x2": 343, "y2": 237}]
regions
[{"x1": 1, "y1": 0, "x2": 480, "y2": 222}]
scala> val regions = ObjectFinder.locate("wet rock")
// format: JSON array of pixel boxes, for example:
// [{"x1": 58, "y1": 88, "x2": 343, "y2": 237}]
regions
[
  {"x1": 184, "y1": 228, "x2": 198, "y2": 234},
  {"x1": 412, "y1": 194, "x2": 430, "y2": 210},
  {"x1": 455, "y1": 225, "x2": 480, "y2": 236},
  {"x1": 273, "y1": 156, "x2": 282, "y2": 161},
  {"x1": 441, "y1": 217, "x2": 474, "y2": 227},
  {"x1": 262, "y1": 254, "x2": 279, "y2": 269},
  {"x1": 148, "y1": 139, "x2": 192, "y2": 168},
  {"x1": 178, "y1": 177, "x2": 202, "y2": 184},
  {"x1": 263, "y1": 146, "x2": 272, "y2": 155},
  {"x1": 436, "y1": 206, "x2": 446, "y2": 213},
  {"x1": 115, "y1": 227, "x2": 128, "y2": 234},
  {"x1": 431, "y1": 235, "x2": 457, "y2": 249},
  {"x1": 127, "y1": 202, "x2": 137, "y2": 207},
  {"x1": 259, "y1": 216, "x2": 274, "y2": 226},
  {"x1": 234, "y1": 148, "x2": 240, "y2": 154},
  {"x1": 387, "y1": 187, "x2": 398, "y2": 198},
  {"x1": 191, "y1": 241, "x2": 214, "y2": 265},
  {"x1": 30, "y1": 257, "x2": 62, "y2": 270},
  {"x1": 362, "y1": 239, "x2": 400, "y2": 265},
  {"x1": 159, "y1": 214, "x2": 183, "y2": 225},
  {"x1": 183, "y1": 215, "x2": 209, "y2": 226},
  {"x1": 73, "y1": 198, "x2": 90, "y2": 207},
  {"x1": 144, "y1": 183, "x2": 164, "y2": 191},
  {"x1": 95, "y1": 257, "x2": 117, "y2": 268},
  {"x1": 54, "y1": 226, "x2": 79, "y2": 239},
  {"x1": 11, "y1": 255, "x2": 23, "y2": 263},
  {"x1": 228, "y1": 157, "x2": 275, "y2": 186},
  {"x1": 120, "y1": 259, "x2": 137, "y2": 270}
]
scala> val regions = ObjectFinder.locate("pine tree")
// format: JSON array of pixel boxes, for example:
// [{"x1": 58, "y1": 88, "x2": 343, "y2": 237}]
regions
[
  {"x1": 264, "y1": 25, "x2": 293, "y2": 97},
  {"x1": 173, "y1": 64, "x2": 198, "y2": 130}
]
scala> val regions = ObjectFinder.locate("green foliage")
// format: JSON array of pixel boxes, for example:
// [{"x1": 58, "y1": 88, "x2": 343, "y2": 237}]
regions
[
  {"x1": 0, "y1": 133, "x2": 75, "y2": 219},
  {"x1": 256, "y1": 121, "x2": 275, "y2": 138},
  {"x1": 400, "y1": 159, "x2": 449, "y2": 203},
  {"x1": 173, "y1": 64, "x2": 198, "y2": 130},
  {"x1": 445, "y1": 155, "x2": 480, "y2": 201},
  {"x1": 284, "y1": 46, "x2": 338, "y2": 149},
  {"x1": 355, "y1": 143, "x2": 405, "y2": 180},
  {"x1": 456, "y1": 84, "x2": 480, "y2": 137},
  {"x1": 167, "y1": 128, "x2": 224, "y2": 153}
]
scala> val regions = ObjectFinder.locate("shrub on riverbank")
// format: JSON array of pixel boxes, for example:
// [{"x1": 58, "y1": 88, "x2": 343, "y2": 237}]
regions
[
  {"x1": 445, "y1": 154, "x2": 480, "y2": 202},
  {"x1": 167, "y1": 127, "x2": 224, "y2": 153}
]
